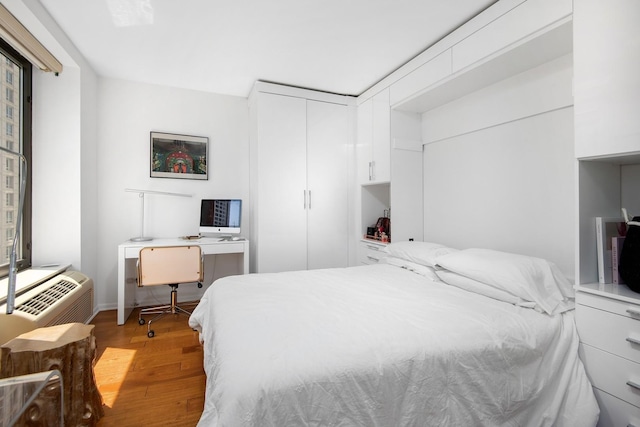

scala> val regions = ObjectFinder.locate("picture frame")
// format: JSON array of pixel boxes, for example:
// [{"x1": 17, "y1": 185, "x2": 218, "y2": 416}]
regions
[{"x1": 150, "y1": 131, "x2": 208, "y2": 180}]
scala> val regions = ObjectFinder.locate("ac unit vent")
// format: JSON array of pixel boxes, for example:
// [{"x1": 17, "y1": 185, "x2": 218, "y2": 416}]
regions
[
  {"x1": 46, "y1": 287, "x2": 93, "y2": 327},
  {"x1": 15, "y1": 280, "x2": 79, "y2": 316}
]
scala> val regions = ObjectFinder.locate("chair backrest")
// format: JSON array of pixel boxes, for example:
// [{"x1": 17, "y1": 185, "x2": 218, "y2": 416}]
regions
[{"x1": 138, "y1": 245, "x2": 203, "y2": 287}]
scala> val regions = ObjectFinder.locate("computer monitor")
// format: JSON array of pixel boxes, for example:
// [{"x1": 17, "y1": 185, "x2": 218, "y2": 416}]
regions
[{"x1": 199, "y1": 199, "x2": 242, "y2": 236}]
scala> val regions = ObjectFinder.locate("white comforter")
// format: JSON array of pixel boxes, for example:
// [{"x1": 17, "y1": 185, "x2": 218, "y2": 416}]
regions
[{"x1": 189, "y1": 264, "x2": 598, "y2": 427}]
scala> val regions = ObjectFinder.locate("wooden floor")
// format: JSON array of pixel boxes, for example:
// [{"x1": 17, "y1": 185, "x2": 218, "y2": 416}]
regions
[{"x1": 90, "y1": 308, "x2": 205, "y2": 427}]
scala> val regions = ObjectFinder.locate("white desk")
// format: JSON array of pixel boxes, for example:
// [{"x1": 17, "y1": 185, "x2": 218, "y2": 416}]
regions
[{"x1": 117, "y1": 237, "x2": 249, "y2": 325}]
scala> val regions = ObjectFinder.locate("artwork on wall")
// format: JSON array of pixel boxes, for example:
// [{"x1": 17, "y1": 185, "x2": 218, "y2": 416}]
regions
[{"x1": 150, "y1": 131, "x2": 208, "y2": 180}]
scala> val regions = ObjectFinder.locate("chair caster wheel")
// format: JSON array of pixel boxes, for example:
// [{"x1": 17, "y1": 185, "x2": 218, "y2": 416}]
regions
[
  {"x1": 147, "y1": 330, "x2": 155, "y2": 338},
  {"x1": 138, "y1": 318, "x2": 145, "y2": 325}
]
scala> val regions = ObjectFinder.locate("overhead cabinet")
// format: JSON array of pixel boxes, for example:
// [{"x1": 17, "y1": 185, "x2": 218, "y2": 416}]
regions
[
  {"x1": 574, "y1": 0, "x2": 640, "y2": 159},
  {"x1": 357, "y1": 88, "x2": 390, "y2": 184},
  {"x1": 391, "y1": 0, "x2": 572, "y2": 114},
  {"x1": 451, "y1": 0, "x2": 572, "y2": 72},
  {"x1": 249, "y1": 84, "x2": 352, "y2": 273}
]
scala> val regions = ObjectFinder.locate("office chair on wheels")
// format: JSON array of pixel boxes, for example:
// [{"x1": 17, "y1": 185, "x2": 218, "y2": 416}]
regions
[{"x1": 137, "y1": 245, "x2": 203, "y2": 338}]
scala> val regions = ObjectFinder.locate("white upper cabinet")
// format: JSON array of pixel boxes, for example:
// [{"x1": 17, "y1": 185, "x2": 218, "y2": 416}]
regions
[
  {"x1": 574, "y1": 0, "x2": 640, "y2": 159},
  {"x1": 357, "y1": 88, "x2": 390, "y2": 184},
  {"x1": 389, "y1": 50, "x2": 452, "y2": 107},
  {"x1": 391, "y1": 0, "x2": 572, "y2": 114},
  {"x1": 452, "y1": 0, "x2": 572, "y2": 72}
]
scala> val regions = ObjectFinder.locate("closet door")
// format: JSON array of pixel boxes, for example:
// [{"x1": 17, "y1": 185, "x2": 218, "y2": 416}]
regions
[
  {"x1": 306, "y1": 100, "x2": 348, "y2": 269},
  {"x1": 256, "y1": 93, "x2": 307, "y2": 272}
]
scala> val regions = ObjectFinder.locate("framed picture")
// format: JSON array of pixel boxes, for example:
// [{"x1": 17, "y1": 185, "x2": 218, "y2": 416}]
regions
[{"x1": 150, "y1": 131, "x2": 208, "y2": 180}]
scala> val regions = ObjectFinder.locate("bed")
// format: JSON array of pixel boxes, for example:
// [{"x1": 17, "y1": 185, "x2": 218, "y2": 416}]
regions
[{"x1": 188, "y1": 242, "x2": 599, "y2": 426}]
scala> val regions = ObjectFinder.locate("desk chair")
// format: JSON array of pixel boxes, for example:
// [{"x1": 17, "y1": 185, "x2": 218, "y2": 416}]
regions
[{"x1": 137, "y1": 245, "x2": 203, "y2": 338}]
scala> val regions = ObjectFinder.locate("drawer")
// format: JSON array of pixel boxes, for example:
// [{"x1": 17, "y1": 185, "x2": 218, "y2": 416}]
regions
[
  {"x1": 577, "y1": 291, "x2": 640, "y2": 320},
  {"x1": 576, "y1": 303, "x2": 640, "y2": 362},
  {"x1": 593, "y1": 387, "x2": 640, "y2": 427},
  {"x1": 359, "y1": 240, "x2": 387, "y2": 265},
  {"x1": 579, "y1": 343, "x2": 640, "y2": 408}
]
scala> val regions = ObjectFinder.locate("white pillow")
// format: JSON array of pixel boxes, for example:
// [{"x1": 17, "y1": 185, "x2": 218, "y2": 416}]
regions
[
  {"x1": 383, "y1": 256, "x2": 441, "y2": 282},
  {"x1": 435, "y1": 248, "x2": 574, "y2": 315},
  {"x1": 386, "y1": 241, "x2": 458, "y2": 268},
  {"x1": 436, "y1": 269, "x2": 537, "y2": 310}
]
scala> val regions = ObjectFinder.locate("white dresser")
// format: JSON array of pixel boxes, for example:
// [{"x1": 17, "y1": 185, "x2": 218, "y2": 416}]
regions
[
  {"x1": 358, "y1": 239, "x2": 388, "y2": 265},
  {"x1": 575, "y1": 283, "x2": 640, "y2": 426}
]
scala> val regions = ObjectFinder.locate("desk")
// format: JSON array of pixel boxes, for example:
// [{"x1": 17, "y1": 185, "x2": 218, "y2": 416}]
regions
[{"x1": 117, "y1": 237, "x2": 249, "y2": 325}]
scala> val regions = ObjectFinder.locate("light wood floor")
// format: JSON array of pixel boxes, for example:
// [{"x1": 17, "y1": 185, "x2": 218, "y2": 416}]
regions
[{"x1": 91, "y1": 308, "x2": 206, "y2": 426}]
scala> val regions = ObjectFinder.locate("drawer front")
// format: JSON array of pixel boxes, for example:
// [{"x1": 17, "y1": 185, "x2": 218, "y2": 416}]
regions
[
  {"x1": 579, "y1": 343, "x2": 640, "y2": 408},
  {"x1": 577, "y1": 291, "x2": 640, "y2": 320},
  {"x1": 359, "y1": 241, "x2": 387, "y2": 265},
  {"x1": 576, "y1": 303, "x2": 640, "y2": 362},
  {"x1": 593, "y1": 387, "x2": 640, "y2": 427}
]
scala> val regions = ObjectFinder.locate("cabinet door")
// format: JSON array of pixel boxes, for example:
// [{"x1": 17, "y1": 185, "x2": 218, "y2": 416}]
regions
[
  {"x1": 574, "y1": 0, "x2": 640, "y2": 158},
  {"x1": 372, "y1": 88, "x2": 391, "y2": 182},
  {"x1": 255, "y1": 93, "x2": 308, "y2": 272},
  {"x1": 307, "y1": 100, "x2": 348, "y2": 269},
  {"x1": 357, "y1": 89, "x2": 391, "y2": 184},
  {"x1": 357, "y1": 97, "x2": 373, "y2": 183}
]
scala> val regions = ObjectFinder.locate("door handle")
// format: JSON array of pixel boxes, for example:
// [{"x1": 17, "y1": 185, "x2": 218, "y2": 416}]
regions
[
  {"x1": 626, "y1": 379, "x2": 640, "y2": 391},
  {"x1": 626, "y1": 336, "x2": 640, "y2": 346},
  {"x1": 627, "y1": 308, "x2": 640, "y2": 319}
]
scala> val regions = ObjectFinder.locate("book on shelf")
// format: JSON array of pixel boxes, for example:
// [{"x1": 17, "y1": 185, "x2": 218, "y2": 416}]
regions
[
  {"x1": 595, "y1": 217, "x2": 627, "y2": 284},
  {"x1": 612, "y1": 236, "x2": 626, "y2": 284}
]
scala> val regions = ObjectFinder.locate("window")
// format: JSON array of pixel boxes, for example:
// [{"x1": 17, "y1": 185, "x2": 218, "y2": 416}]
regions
[{"x1": 0, "y1": 39, "x2": 32, "y2": 276}]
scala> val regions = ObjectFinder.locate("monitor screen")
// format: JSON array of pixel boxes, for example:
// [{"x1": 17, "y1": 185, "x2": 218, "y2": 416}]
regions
[{"x1": 199, "y1": 199, "x2": 242, "y2": 236}]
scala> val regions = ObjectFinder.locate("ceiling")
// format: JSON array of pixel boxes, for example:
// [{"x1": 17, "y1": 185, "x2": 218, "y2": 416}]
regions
[{"x1": 38, "y1": 0, "x2": 497, "y2": 98}]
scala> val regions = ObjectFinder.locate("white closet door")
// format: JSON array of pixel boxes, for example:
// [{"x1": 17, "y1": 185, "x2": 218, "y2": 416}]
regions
[
  {"x1": 306, "y1": 100, "x2": 348, "y2": 269},
  {"x1": 256, "y1": 93, "x2": 308, "y2": 272}
]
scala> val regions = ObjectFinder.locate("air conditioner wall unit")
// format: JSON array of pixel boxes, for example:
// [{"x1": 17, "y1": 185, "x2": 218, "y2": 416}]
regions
[{"x1": 0, "y1": 271, "x2": 94, "y2": 345}]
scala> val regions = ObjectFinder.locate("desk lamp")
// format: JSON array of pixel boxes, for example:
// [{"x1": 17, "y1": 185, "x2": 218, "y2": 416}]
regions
[{"x1": 125, "y1": 188, "x2": 191, "y2": 241}]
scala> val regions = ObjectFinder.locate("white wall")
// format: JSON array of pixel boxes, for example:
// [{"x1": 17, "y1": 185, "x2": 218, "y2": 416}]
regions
[
  {"x1": 421, "y1": 54, "x2": 575, "y2": 278},
  {"x1": 96, "y1": 78, "x2": 249, "y2": 310},
  {"x1": 7, "y1": 0, "x2": 100, "y2": 291}
]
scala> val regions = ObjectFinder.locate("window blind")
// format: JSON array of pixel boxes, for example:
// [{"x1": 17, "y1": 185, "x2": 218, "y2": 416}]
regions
[{"x1": 0, "y1": 4, "x2": 62, "y2": 73}]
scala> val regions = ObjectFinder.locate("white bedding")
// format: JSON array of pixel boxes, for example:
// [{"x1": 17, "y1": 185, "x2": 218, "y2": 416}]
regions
[{"x1": 189, "y1": 263, "x2": 599, "y2": 426}]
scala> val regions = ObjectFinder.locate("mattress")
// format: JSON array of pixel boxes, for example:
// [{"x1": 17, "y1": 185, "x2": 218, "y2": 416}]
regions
[{"x1": 189, "y1": 263, "x2": 599, "y2": 426}]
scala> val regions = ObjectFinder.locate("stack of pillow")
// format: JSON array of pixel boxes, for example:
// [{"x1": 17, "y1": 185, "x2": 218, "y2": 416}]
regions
[{"x1": 383, "y1": 241, "x2": 575, "y2": 315}]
